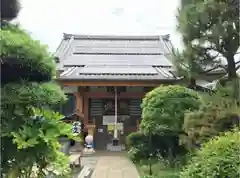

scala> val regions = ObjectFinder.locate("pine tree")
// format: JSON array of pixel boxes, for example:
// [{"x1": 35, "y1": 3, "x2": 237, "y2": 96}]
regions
[{"x1": 176, "y1": 0, "x2": 240, "y2": 98}]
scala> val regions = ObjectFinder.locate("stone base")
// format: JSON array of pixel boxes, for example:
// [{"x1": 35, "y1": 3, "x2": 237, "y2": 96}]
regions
[
  {"x1": 106, "y1": 143, "x2": 125, "y2": 152},
  {"x1": 84, "y1": 147, "x2": 95, "y2": 155}
]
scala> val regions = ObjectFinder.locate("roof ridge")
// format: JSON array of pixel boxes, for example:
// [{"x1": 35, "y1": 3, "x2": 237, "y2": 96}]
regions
[
  {"x1": 84, "y1": 65, "x2": 155, "y2": 68},
  {"x1": 62, "y1": 33, "x2": 170, "y2": 41}
]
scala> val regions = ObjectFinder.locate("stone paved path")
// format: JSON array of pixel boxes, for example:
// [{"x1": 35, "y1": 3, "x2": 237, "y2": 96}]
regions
[{"x1": 90, "y1": 152, "x2": 140, "y2": 178}]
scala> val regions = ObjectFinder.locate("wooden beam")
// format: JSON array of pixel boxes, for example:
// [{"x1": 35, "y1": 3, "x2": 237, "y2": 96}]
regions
[
  {"x1": 61, "y1": 81, "x2": 166, "y2": 87},
  {"x1": 85, "y1": 92, "x2": 145, "y2": 98},
  {"x1": 120, "y1": 92, "x2": 145, "y2": 98}
]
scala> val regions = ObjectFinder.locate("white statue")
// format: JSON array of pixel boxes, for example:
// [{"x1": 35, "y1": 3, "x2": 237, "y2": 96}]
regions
[
  {"x1": 85, "y1": 135, "x2": 93, "y2": 145},
  {"x1": 84, "y1": 134, "x2": 95, "y2": 153}
]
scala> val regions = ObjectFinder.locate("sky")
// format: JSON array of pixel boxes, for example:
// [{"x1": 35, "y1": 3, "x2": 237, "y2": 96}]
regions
[{"x1": 17, "y1": 0, "x2": 182, "y2": 52}]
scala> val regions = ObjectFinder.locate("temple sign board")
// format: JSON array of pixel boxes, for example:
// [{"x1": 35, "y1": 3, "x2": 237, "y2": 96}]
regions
[
  {"x1": 103, "y1": 115, "x2": 130, "y2": 125},
  {"x1": 103, "y1": 115, "x2": 115, "y2": 125}
]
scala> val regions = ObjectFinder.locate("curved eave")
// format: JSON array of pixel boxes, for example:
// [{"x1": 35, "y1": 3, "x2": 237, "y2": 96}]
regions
[{"x1": 55, "y1": 77, "x2": 183, "y2": 86}]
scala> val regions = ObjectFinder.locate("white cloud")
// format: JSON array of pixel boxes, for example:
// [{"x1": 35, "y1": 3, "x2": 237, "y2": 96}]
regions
[{"x1": 18, "y1": 0, "x2": 182, "y2": 52}]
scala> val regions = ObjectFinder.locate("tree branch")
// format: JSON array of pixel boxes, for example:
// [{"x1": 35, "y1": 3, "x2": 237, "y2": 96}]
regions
[{"x1": 201, "y1": 65, "x2": 227, "y2": 74}]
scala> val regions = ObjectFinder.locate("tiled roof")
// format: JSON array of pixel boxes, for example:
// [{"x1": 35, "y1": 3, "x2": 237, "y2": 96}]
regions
[
  {"x1": 55, "y1": 34, "x2": 179, "y2": 81},
  {"x1": 63, "y1": 54, "x2": 172, "y2": 66}
]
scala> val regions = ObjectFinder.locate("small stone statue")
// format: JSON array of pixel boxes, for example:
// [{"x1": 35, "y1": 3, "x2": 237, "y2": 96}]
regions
[{"x1": 84, "y1": 134, "x2": 95, "y2": 153}]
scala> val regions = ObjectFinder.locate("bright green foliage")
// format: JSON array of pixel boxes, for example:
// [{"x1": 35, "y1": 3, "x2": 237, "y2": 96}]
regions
[
  {"x1": 1, "y1": 25, "x2": 56, "y2": 84},
  {"x1": 1, "y1": 109, "x2": 74, "y2": 177},
  {"x1": 1, "y1": 7, "x2": 74, "y2": 177},
  {"x1": 140, "y1": 85, "x2": 202, "y2": 134},
  {"x1": 180, "y1": 130, "x2": 240, "y2": 178}
]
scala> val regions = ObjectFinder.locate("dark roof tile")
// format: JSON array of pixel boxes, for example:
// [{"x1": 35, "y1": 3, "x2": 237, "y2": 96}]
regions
[
  {"x1": 55, "y1": 34, "x2": 178, "y2": 81},
  {"x1": 63, "y1": 54, "x2": 172, "y2": 67}
]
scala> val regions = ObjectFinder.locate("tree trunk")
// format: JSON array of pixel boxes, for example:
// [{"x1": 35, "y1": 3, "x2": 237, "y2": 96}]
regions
[
  {"x1": 227, "y1": 55, "x2": 239, "y2": 101},
  {"x1": 189, "y1": 77, "x2": 196, "y2": 87},
  {"x1": 227, "y1": 55, "x2": 237, "y2": 79}
]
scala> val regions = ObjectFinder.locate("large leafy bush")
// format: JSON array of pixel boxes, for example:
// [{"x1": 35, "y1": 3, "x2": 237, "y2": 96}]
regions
[
  {"x1": 1, "y1": 4, "x2": 74, "y2": 177},
  {"x1": 141, "y1": 85, "x2": 202, "y2": 134},
  {"x1": 138, "y1": 85, "x2": 201, "y2": 162},
  {"x1": 1, "y1": 109, "x2": 74, "y2": 177},
  {"x1": 180, "y1": 130, "x2": 240, "y2": 178}
]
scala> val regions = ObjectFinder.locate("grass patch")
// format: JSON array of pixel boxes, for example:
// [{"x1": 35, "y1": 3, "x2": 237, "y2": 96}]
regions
[
  {"x1": 136, "y1": 159, "x2": 181, "y2": 178},
  {"x1": 137, "y1": 164, "x2": 180, "y2": 178}
]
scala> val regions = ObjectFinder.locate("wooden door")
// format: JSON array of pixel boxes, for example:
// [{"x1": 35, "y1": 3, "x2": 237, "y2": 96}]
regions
[{"x1": 94, "y1": 116, "x2": 108, "y2": 150}]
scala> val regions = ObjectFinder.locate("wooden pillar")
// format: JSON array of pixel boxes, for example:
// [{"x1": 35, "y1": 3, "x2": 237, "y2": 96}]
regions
[
  {"x1": 73, "y1": 92, "x2": 84, "y2": 118},
  {"x1": 83, "y1": 95, "x2": 89, "y2": 128},
  {"x1": 78, "y1": 87, "x2": 85, "y2": 114},
  {"x1": 79, "y1": 95, "x2": 83, "y2": 113}
]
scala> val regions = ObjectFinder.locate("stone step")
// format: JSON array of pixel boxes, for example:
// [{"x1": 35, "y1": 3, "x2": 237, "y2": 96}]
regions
[
  {"x1": 106, "y1": 144, "x2": 125, "y2": 152},
  {"x1": 76, "y1": 165, "x2": 93, "y2": 178}
]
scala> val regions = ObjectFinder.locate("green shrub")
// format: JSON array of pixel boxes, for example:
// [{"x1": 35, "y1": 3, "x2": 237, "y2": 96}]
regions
[
  {"x1": 126, "y1": 132, "x2": 149, "y2": 162},
  {"x1": 141, "y1": 85, "x2": 202, "y2": 134},
  {"x1": 126, "y1": 132, "x2": 187, "y2": 163},
  {"x1": 126, "y1": 132, "x2": 148, "y2": 148},
  {"x1": 128, "y1": 145, "x2": 149, "y2": 163},
  {"x1": 180, "y1": 130, "x2": 240, "y2": 178},
  {"x1": 182, "y1": 90, "x2": 240, "y2": 150}
]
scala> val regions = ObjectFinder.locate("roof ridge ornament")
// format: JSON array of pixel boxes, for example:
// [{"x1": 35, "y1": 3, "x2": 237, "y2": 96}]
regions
[
  {"x1": 161, "y1": 34, "x2": 170, "y2": 41},
  {"x1": 63, "y1": 33, "x2": 73, "y2": 40}
]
